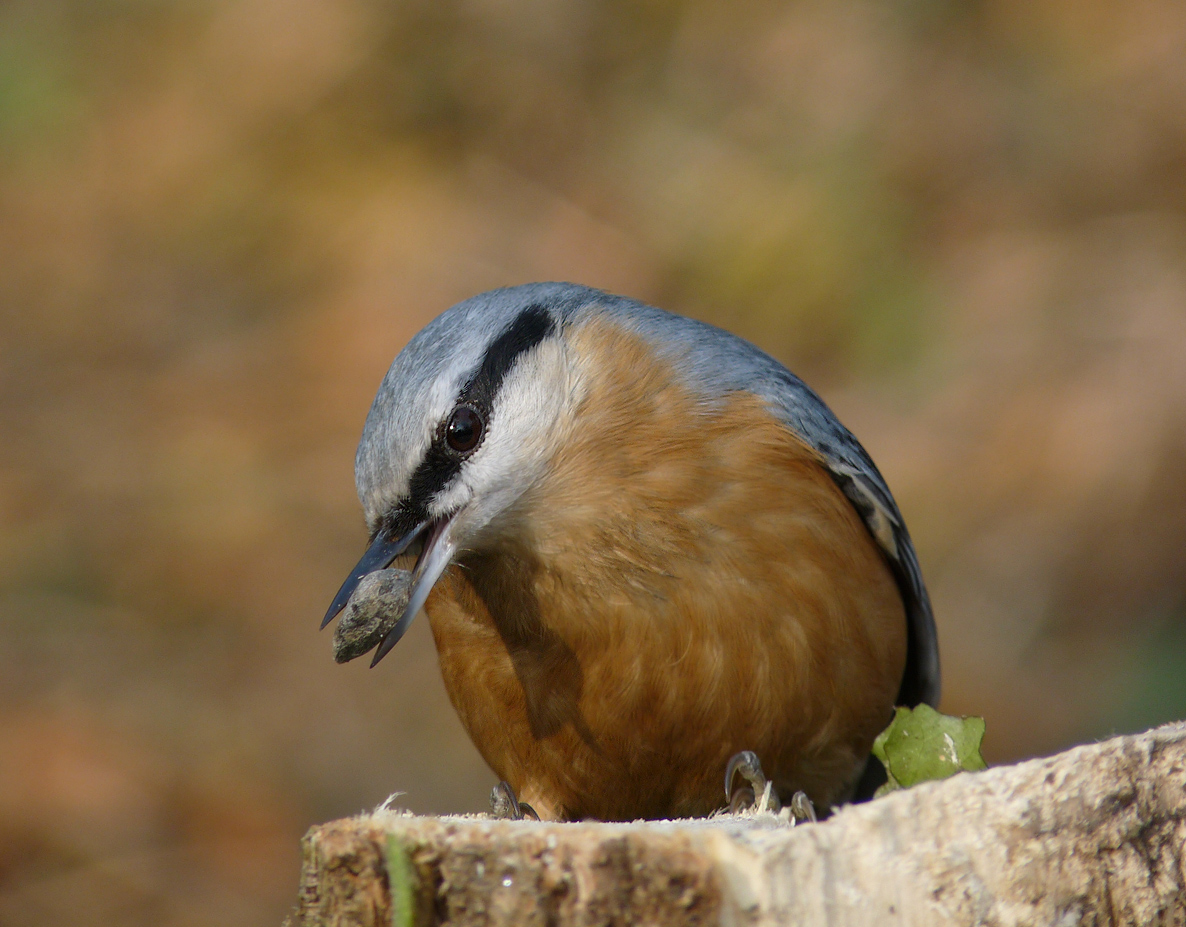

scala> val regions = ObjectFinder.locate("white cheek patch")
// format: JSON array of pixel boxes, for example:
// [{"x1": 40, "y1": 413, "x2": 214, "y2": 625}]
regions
[{"x1": 430, "y1": 338, "x2": 583, "y2": 527}]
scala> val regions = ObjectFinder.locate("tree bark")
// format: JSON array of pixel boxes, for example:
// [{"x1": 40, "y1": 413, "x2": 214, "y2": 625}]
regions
[{"x1": 289, "y1": 722, "x2": 1186, "y2": 926}]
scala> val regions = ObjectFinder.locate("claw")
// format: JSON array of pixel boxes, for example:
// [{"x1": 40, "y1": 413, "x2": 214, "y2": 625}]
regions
[
  {"x1": 724, "y1": 750, "x2": 760, "y2": 801},
  {"x1": 724, "y1": 750, "x2": 781, "y2": 813},
  {"x1": 490, "y1": 781, "x2": 519, "y2": 819},
  {"x1": 490, "y1": 781, "x2": 539, "y2": 821},
  {"x1": 788, "y1": 790, "x2": 817, "y2": 825}
]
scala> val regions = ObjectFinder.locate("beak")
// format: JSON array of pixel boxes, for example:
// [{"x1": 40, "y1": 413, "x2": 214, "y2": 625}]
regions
[
  {"x1": 369, "y1": 514, "x2": 458, "y2": 667},
  {"x1": 321, "y1": 521, "x2": 428, "y2": 630}
]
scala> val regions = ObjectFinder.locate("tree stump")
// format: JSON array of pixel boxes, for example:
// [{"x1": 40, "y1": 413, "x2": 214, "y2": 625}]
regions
[{"x1": 290, "y1": 722, "x2": 1186, "y2": 926}]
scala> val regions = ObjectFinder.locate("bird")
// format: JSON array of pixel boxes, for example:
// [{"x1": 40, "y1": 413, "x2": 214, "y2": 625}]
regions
[{"x1": 321, "y1": 282, "x2": 939, "y2": 822}]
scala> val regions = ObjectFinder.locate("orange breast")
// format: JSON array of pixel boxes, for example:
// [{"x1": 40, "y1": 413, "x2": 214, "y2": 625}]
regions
[{"x1": 423, "y1": 318, "x2": 907, "y2": 821}]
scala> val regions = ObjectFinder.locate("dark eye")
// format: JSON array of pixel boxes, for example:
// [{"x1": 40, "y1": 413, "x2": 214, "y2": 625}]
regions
[{"x1": 445, "y1": 406, "x2": 484, "y2": 453}]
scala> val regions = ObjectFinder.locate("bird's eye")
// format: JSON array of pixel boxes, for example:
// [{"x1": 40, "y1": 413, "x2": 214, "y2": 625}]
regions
[{"x1": 445, "y1": 406, "x2": 484, "y2": 454}]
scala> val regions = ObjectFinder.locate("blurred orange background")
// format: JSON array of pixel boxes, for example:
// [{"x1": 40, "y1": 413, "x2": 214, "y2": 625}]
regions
[{"x1": 2, "y1": 1, "x2": 1185, "y2": 923}]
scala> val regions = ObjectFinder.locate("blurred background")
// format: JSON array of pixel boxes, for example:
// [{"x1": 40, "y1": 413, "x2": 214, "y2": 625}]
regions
[{"x1": 1, "y1": 0, "x2": 1184, "y2": 923}]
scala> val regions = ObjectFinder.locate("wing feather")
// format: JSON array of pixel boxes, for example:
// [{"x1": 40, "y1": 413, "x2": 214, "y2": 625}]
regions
[{"x1": 761, "y1": 370, "x2": 941, "y2": 708}]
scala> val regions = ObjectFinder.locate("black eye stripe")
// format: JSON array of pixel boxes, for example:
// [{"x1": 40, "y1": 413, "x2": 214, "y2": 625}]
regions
[
  {"x1": 457, "y1": 304, "x2": 554, "y2": 409},
  {"x1": 383, "y1": 305, "x2": 555, "y2": 535}
]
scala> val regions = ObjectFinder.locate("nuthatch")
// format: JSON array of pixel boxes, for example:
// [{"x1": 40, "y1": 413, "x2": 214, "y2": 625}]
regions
[{"x1": 322, "y1": 283, "x2": 939, "y2": 821}]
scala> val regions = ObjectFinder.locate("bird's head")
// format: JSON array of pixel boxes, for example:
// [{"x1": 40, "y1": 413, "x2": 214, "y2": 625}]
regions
[{"x1": 321, "y1": 284, "x2": 589, "y2": 664}]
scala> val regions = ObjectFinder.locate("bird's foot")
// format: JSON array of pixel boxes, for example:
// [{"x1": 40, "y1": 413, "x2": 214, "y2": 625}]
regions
[
  {"x1": 490, "y1": 781, "x2": 539, "y2": 821},
  {"x1": 725, "y1": 750, "x2": 781, "y2": 814},
  {"x1": 786, "y1": 790, "x2": 817, "y2": 825}
]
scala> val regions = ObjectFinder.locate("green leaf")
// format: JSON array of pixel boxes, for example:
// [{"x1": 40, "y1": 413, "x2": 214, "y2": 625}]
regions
[{"x1": 872, "y1": 704, "x2": 987, "y2": 797}]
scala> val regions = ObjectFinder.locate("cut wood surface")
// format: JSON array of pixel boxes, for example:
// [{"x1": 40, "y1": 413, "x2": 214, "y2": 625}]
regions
[{"x1": 290, "y1": 722, "x2": 1186, "y2": 926}]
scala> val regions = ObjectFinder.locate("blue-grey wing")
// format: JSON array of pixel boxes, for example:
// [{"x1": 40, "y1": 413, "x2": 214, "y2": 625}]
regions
[{"x1": 759, "y1": 368, "x2": 941, "y2": 708}]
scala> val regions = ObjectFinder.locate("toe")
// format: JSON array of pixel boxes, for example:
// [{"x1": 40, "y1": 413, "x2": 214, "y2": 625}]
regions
[
  {"x1": 724, "y1": 750, "x2": 763, "y2": 802},
  {"x1": 490, "y1": 781, "x2": 524, "y2": 820},
  {"x1": 789, "y1": 790, "x2": 817, "y2": 824}
]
